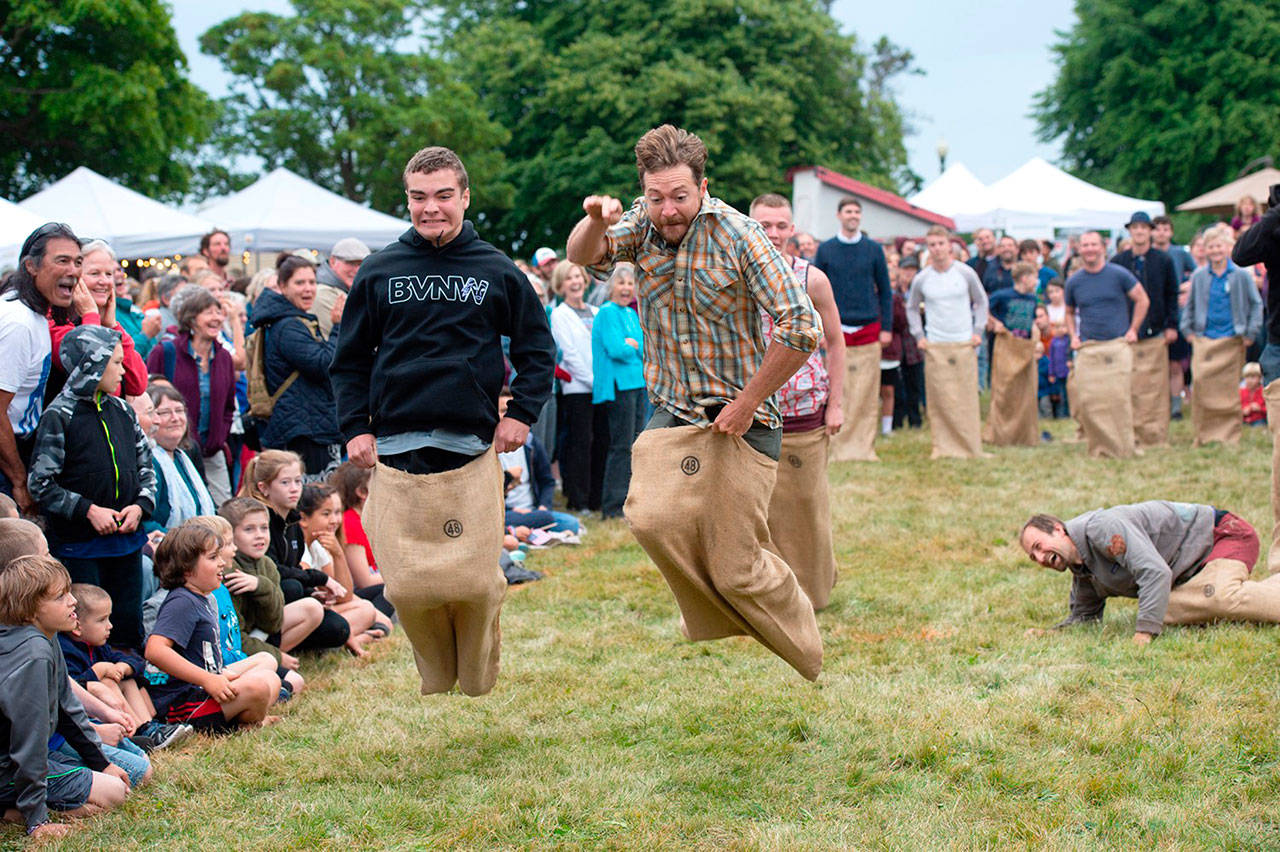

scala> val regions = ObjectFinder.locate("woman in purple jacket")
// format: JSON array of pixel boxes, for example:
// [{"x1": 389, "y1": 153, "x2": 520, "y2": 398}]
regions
[{"x1": 146, "y1": 286, "x2": 236, "y2": 505}]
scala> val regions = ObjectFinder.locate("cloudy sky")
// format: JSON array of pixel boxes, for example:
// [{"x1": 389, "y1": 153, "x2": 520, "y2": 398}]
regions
[{"x1": 172, "y1": 0, "x2": 1078, "y2": 191}]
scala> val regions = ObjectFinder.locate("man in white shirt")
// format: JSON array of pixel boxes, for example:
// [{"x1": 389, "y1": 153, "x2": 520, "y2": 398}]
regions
[
  {"x1": 0, "y1": 223, "x2": 82, "y2": 515},
  {"x1": 906, "y1": 226, "x2": 989, "y2": 458}
]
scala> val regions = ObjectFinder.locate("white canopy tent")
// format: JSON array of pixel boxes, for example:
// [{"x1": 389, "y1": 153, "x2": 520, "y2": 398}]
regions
[
  {"x1": 908, "y1": 162, "x2": 992, "y2": 219},
  {"x1": 19, "y1": 166, "x2": 215, "y2": 259},
  {"x1": 952, "y1": 157, "x2": 1164, "y2": 238},
  {"x1": 198, "y1": 168, "x2": 407, "y2": 254},
  {"x1": 0, "y1": 198, "x2": 51, "y2": 270}
]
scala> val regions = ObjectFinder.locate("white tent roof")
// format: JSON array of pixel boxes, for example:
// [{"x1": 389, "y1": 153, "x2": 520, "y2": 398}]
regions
[
  {"x1": 952, "y1": 157, "x2": 1164, "y2": 238},
  {"x1": 0, "y1": 197, "x2": 50, "y2": 270},
  {"x1": 197, "y1": 168, "x2": 407, "y2": 253},
  {"x1": 19, "y1": 166, "x2": 215, "y2": 259},
  {"x1": 908, "y1": 163, "x2": 991, "y2": 217}
]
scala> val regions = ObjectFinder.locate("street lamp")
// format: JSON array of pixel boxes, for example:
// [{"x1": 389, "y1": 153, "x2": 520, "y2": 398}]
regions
[{"x1": 936, "y1": 138, "x2": 949, "y2": 174}]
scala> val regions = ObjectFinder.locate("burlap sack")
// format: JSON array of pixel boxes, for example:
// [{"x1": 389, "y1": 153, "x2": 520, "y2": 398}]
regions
[
  {"x1": 1267, "y1": 377, "x2": 1280, "y2": 573},
  {"x1": 625, "y1": 425, "x2": 823, "y2": 679},
  {"x1": 364, "y1": 452, "x2": 507, "y2": 696},
  {"x1": 1070, "y1": 338, "x2": 1135, "y2": 458},
  {"x1": 829, "y1": 341, "x2": 879, "y2": 462},
  {"x1": 765, "y1": 427, "x2": 837, "y2": 611},
  {"x1": 1130, "y1": 335, "x2": 1170, "y2": 447},
  {"x1": 923, "y1": 341, "x2": 983, "y2": 459},
  {"x1": 1190, "y1": 336, "x2": 1246, "y2": 446},
  {"x1": 981, "y1": 333, "x2": 1038, "y2": 447}
]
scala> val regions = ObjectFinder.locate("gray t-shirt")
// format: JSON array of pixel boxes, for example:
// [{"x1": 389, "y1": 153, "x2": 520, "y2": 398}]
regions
[{"x1": 1065, "y1": 263, "x2": 1138, "y2": 342}]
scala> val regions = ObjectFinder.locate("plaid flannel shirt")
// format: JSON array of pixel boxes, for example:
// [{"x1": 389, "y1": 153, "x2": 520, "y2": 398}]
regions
[{"x1": 586, "y1": 196, "x2": 820, "y2": 429}]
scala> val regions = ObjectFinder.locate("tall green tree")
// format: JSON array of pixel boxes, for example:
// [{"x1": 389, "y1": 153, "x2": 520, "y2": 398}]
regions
[
  {"x1": 442, "y1": 0, "x2": 917, "y2": 251},
  {"x1": 0, "y1": 0, "x2": 211, "y2": 199},
  {"x1": 1034, "y1": 0, "x2": 1280, "y2": 207},
  {"x1": 199, "y1": 0, "x2": 511, "y2": 215}
]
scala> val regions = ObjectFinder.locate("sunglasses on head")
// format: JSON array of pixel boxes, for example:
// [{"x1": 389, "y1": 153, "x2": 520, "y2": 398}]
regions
[{"x1": 19, "y1": 222, "x2": 80, "y2": 260}]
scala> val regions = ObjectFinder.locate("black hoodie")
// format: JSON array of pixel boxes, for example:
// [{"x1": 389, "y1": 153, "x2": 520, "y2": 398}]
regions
[{"x1": 330, "y1": 223, "x2": 554, "y2": 445}]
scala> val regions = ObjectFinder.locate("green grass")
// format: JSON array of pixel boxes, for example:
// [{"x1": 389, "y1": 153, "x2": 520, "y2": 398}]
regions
[{"x1": 20, "y1": 418, "x2": 1280, "y2": 850}]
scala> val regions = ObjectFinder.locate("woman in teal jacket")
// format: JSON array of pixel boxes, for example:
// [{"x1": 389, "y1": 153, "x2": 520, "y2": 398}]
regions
[{"x1": 590, "y1": 265, "x2": 646, "y2": 518}]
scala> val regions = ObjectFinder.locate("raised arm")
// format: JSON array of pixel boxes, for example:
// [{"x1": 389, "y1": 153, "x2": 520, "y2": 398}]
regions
[{"x1": 566, "y1": 196, "x2": 624, "y2": 266}]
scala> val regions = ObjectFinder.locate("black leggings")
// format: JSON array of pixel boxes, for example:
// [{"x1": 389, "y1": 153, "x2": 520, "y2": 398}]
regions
[
  {"x1": 356, "y1": 583, "x2": 395, "y2": 619},
  {"x1": 280, "y1": 578, "x2": 351, "y2": 650}
]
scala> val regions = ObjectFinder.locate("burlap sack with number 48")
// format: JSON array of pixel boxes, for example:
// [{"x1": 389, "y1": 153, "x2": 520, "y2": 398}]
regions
[
  {"x1": 364, "y1": 452, "x2": 507, "y2": 697},
  {"x1": 625, "y1": 425, "x2": 823, "y2": 680}
]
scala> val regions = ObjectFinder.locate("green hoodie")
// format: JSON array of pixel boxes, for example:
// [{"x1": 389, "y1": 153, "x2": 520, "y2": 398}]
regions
[{"x1": 230, "y1": 552, "x2": 286, "y2": 662}]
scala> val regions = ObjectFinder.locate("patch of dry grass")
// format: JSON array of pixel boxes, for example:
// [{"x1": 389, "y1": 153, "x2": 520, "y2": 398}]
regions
[{"x1": 19, "y1": 418, "x2": 1280, "y2": 850}]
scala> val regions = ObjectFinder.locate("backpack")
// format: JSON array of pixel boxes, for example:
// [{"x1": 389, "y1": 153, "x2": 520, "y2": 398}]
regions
[{"x1": 246, "y1": 318, "x2": 320, "y2": 419}]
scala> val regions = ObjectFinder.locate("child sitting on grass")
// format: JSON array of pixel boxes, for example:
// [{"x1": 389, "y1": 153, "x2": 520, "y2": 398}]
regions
[
  {"x1": 328, "y1": 462, "x2": 394, "y2": 619},
  {"x1": 186, "y1": 515, "x2": 304, "y2": 701},
  {"x1": 0, "y1": 555, "x2": 133, "y2": 841},
  {"x1": 144, "y1": 523, "x2": 282, "y2": 733},
  {"x1": 241, "y1": 451, "x2": 351, "y2": 653},
  {"x1": 58, "y1": 584, "x2": 193, "y2": 751},
  {"x1": 296, "y1": 484, "x2": 389, "y2": 657},
  {"x1": 219, "y1": 497, "x2": 325, "y2": 669}
]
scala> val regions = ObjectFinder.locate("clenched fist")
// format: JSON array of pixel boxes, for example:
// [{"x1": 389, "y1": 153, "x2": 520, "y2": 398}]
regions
[{"x1": 583, "y1": 195, "x2": 624, "y2": 226}]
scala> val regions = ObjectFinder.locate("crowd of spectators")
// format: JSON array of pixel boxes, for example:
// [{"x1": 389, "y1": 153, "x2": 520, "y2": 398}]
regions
[{"x1": 0, "y1": 187, "x2": 1270, "y2": 835}]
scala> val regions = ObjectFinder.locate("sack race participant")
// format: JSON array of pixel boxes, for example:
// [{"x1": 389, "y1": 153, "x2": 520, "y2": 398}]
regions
[
  {"x1": 983, "y1": 262, "x2": 1040, "y2": 447},
  {"x1": 982, "y1": 332, "x2": 1039, "y2": 447},
  {"x1": 1128, "y1": 336, "x2": 1170, "y2": 448},
  {"x1": 1070, "y1": 339, "x2": 1135, "y2": 458},
  {"x1": 1112, "y1": 212, "x2": 1180, "y2": 448},
  {"x1": 364, "y1": 454, "x2": 506, "y2": 695},
  {"x1": 1021, "y1": 502, "x2": 1280, "y2": 645},
  {"x1": 1190, "y1": 337, "x2": 1247, "y2": 446},
  {"x1": 813, "y1": 197, "x2": 892, "y2": 463},
  {"x1": 569, "y1": 126, "x2": 824, "y2": 678},
  {"x1": 750, "y1": 195, "x2": 844, "y2": 610},
  {"x1": 906, "y1": 226, "x2": 989, "y2": 459},
  {"x1": 1064, "y1": 230, "x2": 1149, "y2": 459},
  {"x1": 330, "y1": 147, "x2": 554, "y2": 696},
  {"x1": 1181, "y1": 225, "x2": 1264, "y2": 447}
]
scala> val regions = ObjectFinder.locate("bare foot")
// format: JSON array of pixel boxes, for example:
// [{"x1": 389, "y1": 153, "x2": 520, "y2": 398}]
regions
[
  {"x1": 257, "y1": 715, "x2": 283, "y2": 727},
  {"x1": 345, "y1": 632, "x2": 374, "y2": 657}
]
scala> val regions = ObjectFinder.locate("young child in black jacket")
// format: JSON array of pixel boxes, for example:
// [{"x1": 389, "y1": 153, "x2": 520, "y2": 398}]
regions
[{"x1": 28, "y1": 326, "x2": 155, "y2": 650}]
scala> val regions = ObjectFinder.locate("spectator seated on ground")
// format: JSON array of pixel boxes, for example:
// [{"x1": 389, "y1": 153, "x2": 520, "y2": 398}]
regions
[
  {"x1": 0, "y1": 554, "x2": 133, "y2": 840},
  {"x1": 185, "y1": 515, "x2": 303, "y2": 702},
  {"x1": 143, "y1": 523, "x2": 282, "y2": 734},
  {"x1": 328, "y1": 462, "x2": 394, "y2": 619},
  {"x1": 58, "y1": 584, "x2": 193, "y2": 752},
  {"x1": 218, "y1": 497, "x2": 323, "y2": 673},
  {"x1": 296, "y1": 484, "x2": 391, "y2": 658},
  {"x1": 496, "y1": 388, "x2": 582, "y2": 538}
]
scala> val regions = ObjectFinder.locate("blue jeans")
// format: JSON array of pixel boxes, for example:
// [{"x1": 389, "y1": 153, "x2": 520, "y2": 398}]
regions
[
  {"x1": 57, "y1": 737, "x2": 150, "y2": 787},
  {"x1": 1261, "y1": 341, "x2": 1280, "y2": 386},
  {"x1": 504, "y1": 508, "x2": 580, "y2": 534}
]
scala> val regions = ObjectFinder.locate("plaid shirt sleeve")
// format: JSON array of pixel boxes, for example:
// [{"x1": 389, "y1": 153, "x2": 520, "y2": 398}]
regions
[
  {"x1": 738, "y1": 222, "x2": 820, "y2": 353},
  {"x1": 584, "y1": 199, "x2": 647, "y2": 277}
]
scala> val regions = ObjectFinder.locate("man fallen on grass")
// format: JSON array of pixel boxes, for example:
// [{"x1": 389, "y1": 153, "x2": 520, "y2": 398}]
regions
[{"x1": 1019, "y1": 501, "x2": 1280, "y2": 645}]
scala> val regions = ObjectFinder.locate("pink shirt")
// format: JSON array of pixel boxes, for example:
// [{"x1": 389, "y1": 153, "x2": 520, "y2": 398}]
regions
[{"x1": 760, "y1": 258, "x2": 829, "y2": 419}]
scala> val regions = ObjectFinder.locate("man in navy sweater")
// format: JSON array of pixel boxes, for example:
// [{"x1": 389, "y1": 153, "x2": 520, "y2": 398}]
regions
[{"x1": 812, "y1": 197, "x2": 891, "y2": 462}]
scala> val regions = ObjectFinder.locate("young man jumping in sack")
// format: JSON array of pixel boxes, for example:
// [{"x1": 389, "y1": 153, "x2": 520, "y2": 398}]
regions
[{"x1": 331, "y1": 147, "x2": 554, "y2": 696}]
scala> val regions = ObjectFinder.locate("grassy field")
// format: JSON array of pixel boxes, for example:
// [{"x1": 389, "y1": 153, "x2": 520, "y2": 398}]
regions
[{"x1": 16, "y1": 417, "x2": 1280, "y2": 850}]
